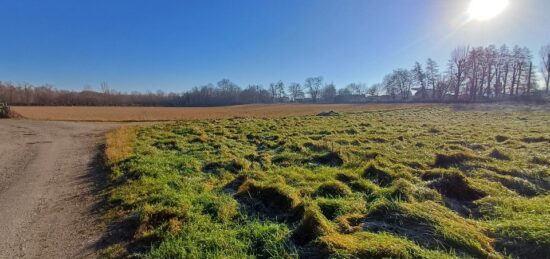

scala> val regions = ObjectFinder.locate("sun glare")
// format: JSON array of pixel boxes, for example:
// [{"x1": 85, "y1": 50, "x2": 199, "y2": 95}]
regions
[{"x1": 467, "y1": 0, "x2": 509, "y2": 21}]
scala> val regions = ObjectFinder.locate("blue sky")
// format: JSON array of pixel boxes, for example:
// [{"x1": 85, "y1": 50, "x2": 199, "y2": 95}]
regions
[{"x1": 0, "y1": 0, "x2": 548, "y2": 92}]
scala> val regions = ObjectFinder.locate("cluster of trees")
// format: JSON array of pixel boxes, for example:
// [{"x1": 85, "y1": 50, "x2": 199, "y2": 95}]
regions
[
  {"x1": 380, "y1": 44, "x2": 550, "y2": 101},
  {"x1": 1, "y1": 43, "x2": 549, "y2": 107}
]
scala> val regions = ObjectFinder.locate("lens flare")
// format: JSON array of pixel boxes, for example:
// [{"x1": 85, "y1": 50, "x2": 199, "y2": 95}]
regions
[{"x1": 467, "y1": 0, "x2": 509, "y2": 21}]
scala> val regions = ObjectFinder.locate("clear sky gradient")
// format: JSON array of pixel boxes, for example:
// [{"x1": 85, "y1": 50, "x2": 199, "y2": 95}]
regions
[{"x1": 0, "y1": 0, "x2": 548, "y2": 92}]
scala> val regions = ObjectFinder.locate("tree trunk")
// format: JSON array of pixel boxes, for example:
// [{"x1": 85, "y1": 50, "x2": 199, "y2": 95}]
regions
[
  {"x1": 454, "y1": 77, "x2": 460, "y2": 99},
  {"x1": 516, "y1": 64, "x2": 522, "y2": 95},
  {"x1": 547, "y1": 54, "x2": 550, "y2": 93},
  {"x1": 432, "y1": 79, "x2": 438, "y2": 100},
  {"x1": 494, "y1": 67, "x2": 500, "y2": 97},
  {"x1": 510, "y1": 66, "x2": 516, "y2": 96},
  {"x1": 486, "y1": 65, "x2": 493, "y2": 97},
  {"x1": 503, "y1": 63, "x2": 509, "y2": 95},
  {"x1": 478, "y1": 72, "x2": 485, "y2": 99},
  {"x1": 526, "y1": 62, "x2": 532, "y2": 95}
]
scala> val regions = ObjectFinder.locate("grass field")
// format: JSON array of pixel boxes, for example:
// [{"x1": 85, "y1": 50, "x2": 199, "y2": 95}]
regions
[
  {"x1": 12, "y1": 104, "x2": 432, "y2": 121},
  {"x1": 104, "y1": 105, "x2": 550, "y2": 258}
]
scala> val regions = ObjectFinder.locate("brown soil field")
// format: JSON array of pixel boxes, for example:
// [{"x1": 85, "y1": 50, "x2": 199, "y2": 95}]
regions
[{"x1": 12, "y1": 103, "x2": 434, "y2": 121}]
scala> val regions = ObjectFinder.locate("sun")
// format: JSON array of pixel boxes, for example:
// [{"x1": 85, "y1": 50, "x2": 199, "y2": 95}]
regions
[{"x1": 467, "y1": 0, "x2": 509, "y2": 21}]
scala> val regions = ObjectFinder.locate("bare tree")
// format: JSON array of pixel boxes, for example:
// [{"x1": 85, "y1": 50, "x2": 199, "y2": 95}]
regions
[
  {"x1": 366, "y1": 83, "x2": 381, "y2": 96},
  {"x1": 100, "y1": 82, "x2": 110, "y2": 94},
  {"x1": 2, "y1": 43, "x2": 545, "y2": 106},
  {"x1": 510, "y1": 46, "x2": 526, "y2": 96},
  {"x1": 383, "y1": 74, "x2": 397, "y2": 99},
  {"x1": 241, "y1": 84, "x2": 265, "y2": 103},
  {"x1": 269, "y1": 81, "x2": 285, "y2": 102},
  {"x1": 268, "y1": 83, "x2": 277, "y2": 102},
  {"x1": 287, "y1": 83, "x2": 304, "y2": 102},
  {"x1": 345, "y1": 83, "x2": 363, "y2": 95},
  {"x1": 321, "y1": 83, "x2": 337, "y2": 102},
  {"x1": 304, "y1": 76, "x2": 323, "y2": 103},
  {"x1": 23, "y1": 83, "x2": 32, "y2": 105},
  {"x1": 338, "y1": 87, "x2": 352, "y2": 96},
  {"x1": 493, "y1": 45, "x2": 509, "y2": 97},
  {"x1": 483, "y1": 45, "x2": 498, "y2": 97},
  {"x1": 449, "y1": 47, "x2": 469, "y2": 99},
  {"x1": 276, "y1": 81, "x2": 286, "y2": 100},
  {"x1": 217, "y1": 79, "x2": 241, "y2": 105},
  {"x1": 541, "y1": 44, "x2": 550, "y2": 93},
  {"x1": 412, "y1": 62, "x2": 427, "y2": 99},
  {"x1": 384, "y1": 69, "x2": 413, "y2": 100},
  {"x1": 425, "y1": 58, "x2": 440, "y2": 99},
  {"x1": 526, "y1": 61, "x2": 533, "y2": 95},
  {"x1": 466, "y1": 47, "x2": 481, "y2": 101},
  {"x1": 395, "y1": 69, "x2": 413, "y2": 100}
]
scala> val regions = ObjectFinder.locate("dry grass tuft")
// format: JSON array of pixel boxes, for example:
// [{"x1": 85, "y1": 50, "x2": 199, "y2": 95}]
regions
[{"x1": 105, "y1": 126, "x2": 137, "y2": 165}]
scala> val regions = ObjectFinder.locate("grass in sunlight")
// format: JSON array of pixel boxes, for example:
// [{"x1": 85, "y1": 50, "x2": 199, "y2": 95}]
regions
[{"x1": 103, "y1": 104, "x2": 550, "y2": 258}]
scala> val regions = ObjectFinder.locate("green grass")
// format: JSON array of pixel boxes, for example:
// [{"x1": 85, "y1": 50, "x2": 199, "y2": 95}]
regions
[{"x1": 104, "y1": 105, "x2": 550, "y2": 258}]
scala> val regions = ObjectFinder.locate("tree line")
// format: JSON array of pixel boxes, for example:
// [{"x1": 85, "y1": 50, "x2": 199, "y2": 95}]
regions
[
  {"x1": 1, "y1": 43, "x2": 549, "y2": 106},
  {"x1": 379, "y1": 44, "x2": 550, "y2": 102},
  {"x1": 0, "y1": 77, "x2": 371, "y2": 106}
]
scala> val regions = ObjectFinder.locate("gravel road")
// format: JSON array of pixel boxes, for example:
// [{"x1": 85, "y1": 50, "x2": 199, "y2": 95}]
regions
[{"x1": 0, "y1": 120, "x2": 119, "y2": 259}]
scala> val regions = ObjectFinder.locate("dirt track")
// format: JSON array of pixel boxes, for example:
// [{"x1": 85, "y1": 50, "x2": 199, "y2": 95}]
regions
[{"x1": 0, "y1": 120, "x2": 118, "y2": 258}]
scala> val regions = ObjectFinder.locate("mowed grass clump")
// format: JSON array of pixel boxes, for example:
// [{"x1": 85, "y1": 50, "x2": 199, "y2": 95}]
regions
[{"x1": 104, "y1": 105, "x2": 550, "y2": 258}]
